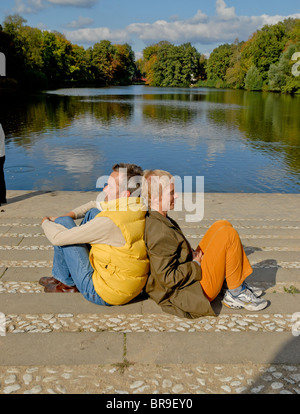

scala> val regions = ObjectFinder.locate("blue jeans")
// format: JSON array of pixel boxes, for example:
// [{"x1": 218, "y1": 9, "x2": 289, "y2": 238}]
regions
[{"x1": 52, "y1": 208, "x2": 111, "y2": 306}]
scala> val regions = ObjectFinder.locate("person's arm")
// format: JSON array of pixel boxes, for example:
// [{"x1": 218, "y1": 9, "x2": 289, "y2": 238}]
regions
[
  {"x1": 41, "y1": 200, "x2": 99, "y2": 224},
  {"x1": 42, "y1": 216, "x2": 124, "y2": 247},
  {"x1": 71, "y1": 201, "x2": 99, "y2": 219},
  {"x1": 146, "y1": 231, "x2": 202, "y2": 290}
]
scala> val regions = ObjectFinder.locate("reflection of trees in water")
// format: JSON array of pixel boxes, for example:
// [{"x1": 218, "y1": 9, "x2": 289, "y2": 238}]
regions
[
  {"x1": 1, "y1": 88, "x2": 300, "y2": 182},
  {"x1": 0, "y1": 93, "x2": 134, "y2": 147},
  {"x1": 205, "y1": 89, "x2": 300, "y2": 176}
]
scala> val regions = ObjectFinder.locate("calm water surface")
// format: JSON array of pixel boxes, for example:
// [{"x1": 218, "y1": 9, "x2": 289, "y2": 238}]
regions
[{"x1": 1, "y1": 85, "x2": 300, "y2": 193}]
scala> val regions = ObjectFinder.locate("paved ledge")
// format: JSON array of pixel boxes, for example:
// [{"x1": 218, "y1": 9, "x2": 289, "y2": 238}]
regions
[
  {"x1": 2, "y1": 190, "x2": 300, "y2": 220},
  {"x1": 0, "y1": 293, "x2": 299, "y2": 315},
  {"x1": 0, "y1": 332, "x2": 124, "y2": 366},
  {"x1": 1, "y1": 332, "x2": 299, "y2": 366}
]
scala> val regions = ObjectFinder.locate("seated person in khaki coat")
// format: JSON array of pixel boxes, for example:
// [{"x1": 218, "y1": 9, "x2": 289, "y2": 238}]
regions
[
  {"x1": 142, "y1": 170, "x2": 268, "y2": 319},
  {"x1": 40, "y1": 163, "x2": 149, "y2": 306}
]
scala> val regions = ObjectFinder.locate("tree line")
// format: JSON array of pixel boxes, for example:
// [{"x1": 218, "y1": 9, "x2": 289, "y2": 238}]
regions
[
  {"x1": 0, "y1": 14, "x2": 136, "y2": 89},
  {"x1": 138, "y1": 18, "x2": 300, "y2": 94},
  {"x1": 0, "y1": 14, "x2": 299, "y2": 94}
]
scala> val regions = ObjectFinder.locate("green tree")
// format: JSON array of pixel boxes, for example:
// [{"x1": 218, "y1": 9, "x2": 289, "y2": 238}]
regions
[
  {"x1": 2, "y1": 14, "x2": 27, "y2": 79},
  {"x1": 225, "y1": 40, "x2": 245, "y2": 89},
  {"x1": 139, "y1": 43, "x2": 161, "y2": 85},
  {"x1": 91, "y1": 40, "x2": 117, "y2": 84},
  {"x1": 69, "y1": 44, "x2": 93, "y2": 82},
  {"x1": 151, "y1": 42, "x2": 200, "y2": 87},
  {"x1": 206, "y1": 43, "x2": 233, "y2": 81},
  {"x1": 198, "y1": 54, "x2": 207, "y2": 81},
  {"x1": 240, "y1": 20, "x2": 292, "y2": 82},
  {"x1": 244, "y1": 66, "x2": 263, "y2": 91},
  {"x1": 42, "y1": 31, "x2": 73, "y2": 82},
  {"x1": 268, "y1": 43, "x2": 300, "y2": 94},
  {"x1": 113, "y1": 43, "x2": 136, "y2": 84}
]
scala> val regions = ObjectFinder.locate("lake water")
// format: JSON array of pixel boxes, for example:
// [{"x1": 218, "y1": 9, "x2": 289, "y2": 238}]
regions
[{"x1": 1, "y1": 85, "x2": 300, "y2": 193}]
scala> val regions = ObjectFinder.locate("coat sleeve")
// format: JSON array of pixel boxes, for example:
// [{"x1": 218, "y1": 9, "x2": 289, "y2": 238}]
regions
[
  {"x1": 42, "y1": 216, "x2": 124, "y2": 247},
  {"x1": 146, "y1": 225, "x2": 202, "y2": 290},
  {"x1": 72, "y1": 201, "x2": 99, "y2": 219}
]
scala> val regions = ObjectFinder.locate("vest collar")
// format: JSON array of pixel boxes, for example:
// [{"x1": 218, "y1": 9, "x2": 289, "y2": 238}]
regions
[{"x1": 100, "y1": 197, "x2": 146, "y2": 212}]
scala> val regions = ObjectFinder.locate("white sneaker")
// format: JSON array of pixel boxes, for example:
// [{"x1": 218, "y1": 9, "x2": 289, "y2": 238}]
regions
[
  {"x1": 222, "y1": 287, "x2": 268, "y2": 311},
  {"x1": 243, "y1": 282, "x2": 264, "y2": 298},
  {"x1": 221, "y1": 281, "x2": 264, "y2": 298}
]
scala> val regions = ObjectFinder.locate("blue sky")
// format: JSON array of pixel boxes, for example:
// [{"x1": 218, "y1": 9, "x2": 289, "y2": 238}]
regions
[{"x1": 1, "y1": 0, "x2": 300, "y2": 57}]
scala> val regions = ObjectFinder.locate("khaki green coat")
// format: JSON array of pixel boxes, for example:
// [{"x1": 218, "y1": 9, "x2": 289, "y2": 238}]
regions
[{"x1": 144, "y1": 211, "x2": 215, "y2": 319}]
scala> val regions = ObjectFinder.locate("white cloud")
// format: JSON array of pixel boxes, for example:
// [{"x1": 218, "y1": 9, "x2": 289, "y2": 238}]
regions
[
  {"x1": 64, "y1": 1, "x2": 300, "y2": 49},
  {"x1": 12, "y1": 0, "x2": 98, "y2": 14},
  {"x1": 13, "y1": 0, "x2": 46, "y2": 14},
  {"x1": 216, "y1": 0, "x2": 236, "y2": 20},
  {"x1": 126, "y1": 6, "x2": 300, "y2": 45},
  {"x1": 47, "y1": 0, "x2": 98, "y2": 6},
  {"x1": 65, "y1": 27, "x2": 130, "y2": 44},
  {"x1": 66, "y1": 16, "x2": 94, "y2": 28}
]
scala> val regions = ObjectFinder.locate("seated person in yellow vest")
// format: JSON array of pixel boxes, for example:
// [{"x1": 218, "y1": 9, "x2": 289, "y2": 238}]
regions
[{"x1": 40, "y1": 163, "x2": 149, "y2": 306}]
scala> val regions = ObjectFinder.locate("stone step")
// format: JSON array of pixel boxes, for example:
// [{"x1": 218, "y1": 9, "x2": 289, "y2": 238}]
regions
[
  {"x1": 1, "y1": 265, "x2": 299, "y2": 285},
  {"x1": 2, "y1": 227, "x2": 300, "y2": 238},
  {"x1": 0, "y1": 362, "x2": 299, "y2": 394},
  {"x1": 0, "y1": 293, "x2": 299, "y2": 316},
  {"x1": 4, "y1": 191, "x2": 300, "y2": 219},
  {"x1": 3, "y1": 310, "x2": 298, "y2": 335},
  {"x1": 2, "y1": 220, "x2": 300, "y2": 230},
  {"x1": 1, "y1": 248, "x2": 300, "y2": 265},
  {"x1": 2, "y1": 241, "x2": 300, "y2": 251},
  {"x1": 1, "y1": 279, "x2": 300, "y2": 295},
  {"x1": 1, "y1": 331, "x2": 299, "y2": 366}
]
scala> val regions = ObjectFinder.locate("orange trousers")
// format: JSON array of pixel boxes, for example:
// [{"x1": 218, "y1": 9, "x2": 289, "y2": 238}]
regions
[{"x1": 197, "y1": 220, "x2": 253, "y2": 302}]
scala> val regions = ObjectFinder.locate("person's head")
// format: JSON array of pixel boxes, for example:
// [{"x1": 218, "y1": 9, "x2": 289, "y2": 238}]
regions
[
  {"x1": 142, "y1": 169, "x2": 178, "y2": 215},
  {"x1": 103, "y1": 163, "x2": 143, "y2": 201}
]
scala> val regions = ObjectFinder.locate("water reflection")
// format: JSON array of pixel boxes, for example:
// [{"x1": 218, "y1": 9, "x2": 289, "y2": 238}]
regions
[{"x1": 0, "y1": 86, "x2": 299, "y2": 192}]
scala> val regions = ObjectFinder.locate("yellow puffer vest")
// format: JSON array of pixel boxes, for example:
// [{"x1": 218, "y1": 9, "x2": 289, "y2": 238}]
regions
[{"x1": 90, "y1": 197, "x2": 149, "y2": 305}]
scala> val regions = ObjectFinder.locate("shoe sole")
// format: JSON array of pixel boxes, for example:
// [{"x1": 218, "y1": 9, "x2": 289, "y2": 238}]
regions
[
  {"x1": 39, "y1": 278, "x2": 59, "y2": 287},
  {"x1": 222, "y1": 299, "x2": 268, "y2": 312}
]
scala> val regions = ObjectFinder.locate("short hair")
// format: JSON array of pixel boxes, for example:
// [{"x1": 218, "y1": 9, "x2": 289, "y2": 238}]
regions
[
  {"x1": 112, "y1": 163, "x2": 143, "y2": 196},
  {"x1": 142, "y1": 169, "x2": 174, "y2": 208}
]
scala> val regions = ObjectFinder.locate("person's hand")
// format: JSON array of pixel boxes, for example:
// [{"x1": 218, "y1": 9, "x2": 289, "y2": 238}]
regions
[
  {"x1": 193, "y1": 249, "x2": 204, "y2": 264},
  {"x1": 41, "y1": 216, "x2": 58, "y2": 224}
]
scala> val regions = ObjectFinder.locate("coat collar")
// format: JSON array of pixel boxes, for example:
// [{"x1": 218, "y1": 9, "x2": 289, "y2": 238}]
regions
[{"x1": 147, "y1": 210, "x2": 181, "y2": 231}]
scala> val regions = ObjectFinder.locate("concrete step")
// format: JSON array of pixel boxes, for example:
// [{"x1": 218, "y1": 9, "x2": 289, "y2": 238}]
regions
[
  {"x1": 0, "y1": 361, "x2": 299, "y2": 394},
  {"x1": 0, "y1": 292, "x2": 299, "y2": 316},
  {"x1": 1, "y1": 331, "x2": 299, "y2": 366},
  {"x1": 1, "y1": 247, "x2": 300, "y2": 264}
]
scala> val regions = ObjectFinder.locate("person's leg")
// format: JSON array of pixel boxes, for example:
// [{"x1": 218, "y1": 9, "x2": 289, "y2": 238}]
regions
[
  {"x1": 51, "y1": 210, "x2": 99, "y2": 284},
  {"x1": 197, "y1": 220, "x2": 253, "y2": 302},
  {"x1": 80, "y1": 208, "x2": 100, "y2": 225},
  {"x1": 0, "y1": 156, "x2": 7, "y2": 204},
  {"x1": 49, "y1": 216, "x2": 110, "y2": 306},
  {"x1": 51, "y1": 216, "x2": 78, "y2": 287},
  {"x1": 41, "y1": 209, "x2": 100, "y2": 286}
]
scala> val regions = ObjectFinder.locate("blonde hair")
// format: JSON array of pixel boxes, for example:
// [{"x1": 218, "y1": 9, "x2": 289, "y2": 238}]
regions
[{"x1": 142, "y1": 169, "x2": 174, "y2": 208}]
